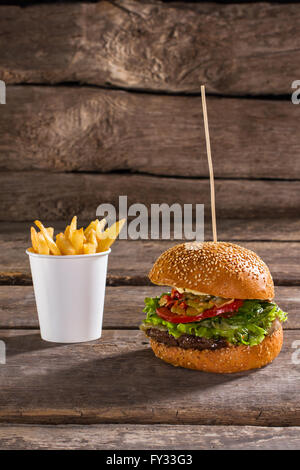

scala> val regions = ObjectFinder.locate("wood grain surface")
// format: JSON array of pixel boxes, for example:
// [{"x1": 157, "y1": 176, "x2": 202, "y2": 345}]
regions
[
  {"x1": 1, "y1": 171, "x2": 300, "y2": 222},
  {"x1": 1, "y1": 87, "x2": 299, "y2": 179},
  {"x1": 2, "y1": 219, "x2": 300, "y2": 242},
  {"x1": 0, "y1": 423, "x2": 299, "y2": 450},
  {"x1": 1, "y1": 2, "x2": 299, "y2": 95},
  {"x1": 0, "y1": 285, "x2": 297, "y2": 330},
  {"x1": 0, "y1": 329, "x2": 298, "y2": 426},
  {"x1": 1, "y1": 224, "x2": 299, "y2": 285}
]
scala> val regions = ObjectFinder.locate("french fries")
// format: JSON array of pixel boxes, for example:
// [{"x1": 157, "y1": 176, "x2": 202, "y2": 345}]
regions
[
  {"x1": 46, "y1": 227, "x2": 54, "y2": 238},
  {"x1": 30, "y1": 227, "x2": 40, "y2": 254},
  {"x1": 34, "y1": 220, "x2": 61, "y2": 255},
  {"x1": 96, "y1": 218, "x2": 107, "y2": 241},
  {"x1": 37, "y1": 232, "x2": 50, "y2": 255},
  {"x1": 29, "y1": 216, "x2": 125, "y2": 256},
  {"x1": 70, "y1": 227, "x2": 85, "y2": 254},
  {"x1": 56, "y1": 233, "x2": 76, "y2": 256},
  {"x1": 31, "y1": 226, "x2": 51, "y2": 255},
  {"x1": 83, "y1": 229, "x2": 97, "y2": 254},
  {"x1": 65, "y1": 216, "x2": 77, "y2": 242},
  {"x1": 97, "y1": 219, "x2": 126, "y2": 253}
]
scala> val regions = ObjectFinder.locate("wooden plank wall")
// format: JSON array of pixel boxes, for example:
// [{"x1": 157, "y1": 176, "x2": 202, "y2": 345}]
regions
[{"x1": 0, "y1": 0, "x2": 299, "y2": 225}]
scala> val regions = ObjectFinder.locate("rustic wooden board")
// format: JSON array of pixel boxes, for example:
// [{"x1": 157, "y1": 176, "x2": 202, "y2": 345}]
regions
[
  {"x1": 0, "y1": 329, "x2": 298, "y2": 426},
  {"x1": 1, "y1": 171, "x2": 300, "y2": 222},
  {"x1": 1, "y1": 228, "x2": 300, "y2": 285},
  {"x1": 1, "y1": 86, "x2": 300, "y2": 179},
  {"x1": 2, "y1": 219, "x2": 300, "y2": 243},
  {"x1": 1, "y1": 2, "x2": 299, "y2": 95},
  {"x1": 0, "y1": 285, "x2": 297, "y2": 330},
  {"x1": 0, "y1": 423, "x2": 299, "y2": 450}
]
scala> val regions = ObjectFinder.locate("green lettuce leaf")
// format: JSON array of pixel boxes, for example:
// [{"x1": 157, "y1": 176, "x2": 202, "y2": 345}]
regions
[{"x1": 142, "y1": 295, "x2": 287, "y2": 346}]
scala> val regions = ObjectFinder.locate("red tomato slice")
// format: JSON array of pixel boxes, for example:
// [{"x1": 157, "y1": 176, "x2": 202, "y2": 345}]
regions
[{"x1": 156, "y1": 299, "x2": 244, "y2": 324}]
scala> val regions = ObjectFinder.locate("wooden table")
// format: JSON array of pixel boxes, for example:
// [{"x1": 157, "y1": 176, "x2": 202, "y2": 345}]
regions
[{"x1": 0, "y1": 223, "x2": 299, "y2": 450}]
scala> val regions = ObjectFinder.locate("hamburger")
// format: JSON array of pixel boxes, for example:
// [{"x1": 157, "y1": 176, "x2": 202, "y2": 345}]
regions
[{"x1": 140, "y1": 242, "x2": 287, "y2": 373}]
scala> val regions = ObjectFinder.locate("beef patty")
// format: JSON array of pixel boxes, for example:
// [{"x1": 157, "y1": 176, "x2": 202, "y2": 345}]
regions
[
  {"x1": 145, "y1": 327, "x2": 228, "y2": 351},
  {"x1": 145, "y1": 318, "x2": 281, "y2": 351}
]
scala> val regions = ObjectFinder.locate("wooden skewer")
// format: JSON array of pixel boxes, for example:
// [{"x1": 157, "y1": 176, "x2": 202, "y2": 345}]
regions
[{"x1": 201, "y1": 85, "x2": 217, "y2": 243}]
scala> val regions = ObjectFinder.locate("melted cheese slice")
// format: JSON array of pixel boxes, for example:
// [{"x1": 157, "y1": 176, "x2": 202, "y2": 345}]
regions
[{"x1": 175, "y1": 287, "x2": 210, "y2": 296}]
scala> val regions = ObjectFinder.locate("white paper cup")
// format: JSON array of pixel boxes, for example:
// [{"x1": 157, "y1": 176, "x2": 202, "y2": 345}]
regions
[{"x1": 26, "y1": 249, "x2": 111, "y2": 343}]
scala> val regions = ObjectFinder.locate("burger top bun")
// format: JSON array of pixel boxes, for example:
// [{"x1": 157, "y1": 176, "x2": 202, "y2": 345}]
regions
[{"x1": 149, "y1": 241, "x2": 274, "y2": 300}]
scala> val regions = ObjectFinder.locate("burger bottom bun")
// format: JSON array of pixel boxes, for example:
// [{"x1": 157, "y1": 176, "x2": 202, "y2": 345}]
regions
[{"x1": 150, "y1": 324, "x2": 283, "y2": 374}]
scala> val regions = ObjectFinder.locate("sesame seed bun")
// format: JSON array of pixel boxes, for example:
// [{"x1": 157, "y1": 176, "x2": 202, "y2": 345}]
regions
[
  {"x1": 150, "y1": 324, "x2": 283, "y2": 373},
  {"x1": 149, "y1": 242, "x2": 274, "y2": 300}
]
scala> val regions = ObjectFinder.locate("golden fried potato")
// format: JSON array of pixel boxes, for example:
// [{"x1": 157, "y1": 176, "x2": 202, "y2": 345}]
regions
[
  {"x1": 30, "y1": 227, "x2": 39, "y2": 254},
  {"x1": 97, "y1": 219, "x2": 125, "y2": 252},
  {"x1": 46, "y1": 227, "x2": 54, "y2": 238},
  {"x1": 30, "y1": 217, "x2": 124, "y2": 256},
  {"x1": 34, "y1": 220, "x2": 61, "y2": 255},
  {"x1": 71, "y1": 228, "x2": 85, "y2": 254},
  {"x1": 56, "y1": 233, "x2": 76, "y2": 256},
  {"x1": 37, "y1": 232, "x2": 50, "y2": 255}
]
